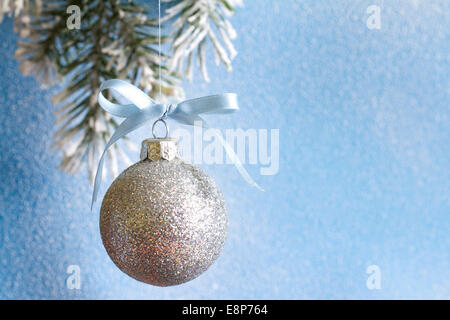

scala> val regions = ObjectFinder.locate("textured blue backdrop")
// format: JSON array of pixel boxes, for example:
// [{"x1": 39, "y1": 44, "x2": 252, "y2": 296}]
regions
[{"x1": 0, "y1": 0, "x2": 449, "y2": 299}]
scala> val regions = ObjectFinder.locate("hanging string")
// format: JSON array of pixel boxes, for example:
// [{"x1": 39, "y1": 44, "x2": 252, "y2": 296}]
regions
[{"x1": 158, "y1": 0, "x2": 162, "y2": 99}]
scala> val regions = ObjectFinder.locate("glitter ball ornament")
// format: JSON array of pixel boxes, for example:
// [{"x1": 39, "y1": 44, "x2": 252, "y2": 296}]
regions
[{"x1": 100, "y1": 137, "x2": 228, "y2": 286}]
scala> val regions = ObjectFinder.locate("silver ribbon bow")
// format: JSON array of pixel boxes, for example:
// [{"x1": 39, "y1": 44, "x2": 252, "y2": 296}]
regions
[{"x1": 91, "y1": 79, "x2": 262, "y2": 208}]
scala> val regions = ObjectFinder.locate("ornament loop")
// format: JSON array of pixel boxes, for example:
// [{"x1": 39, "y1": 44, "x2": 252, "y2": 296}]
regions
[{"x1": 152, "y1": 118, "x2": 169, "y2": 139}]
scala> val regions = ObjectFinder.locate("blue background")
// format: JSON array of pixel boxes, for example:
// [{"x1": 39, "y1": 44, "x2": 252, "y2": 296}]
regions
[{"x1": 0, "y1": 0, "x2": 449, "y2": 299}]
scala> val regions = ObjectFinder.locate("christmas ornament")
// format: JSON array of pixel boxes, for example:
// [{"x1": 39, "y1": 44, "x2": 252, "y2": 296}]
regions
[
  {"x1": 80, "y1": 0, "x2": 260, "y2": 287},
  {"x1": 92, "y1": 79, "x2": 262, "y2": 286},
  {"x1": 100, "y1": 137, "x2": 228, "y2": 286}
]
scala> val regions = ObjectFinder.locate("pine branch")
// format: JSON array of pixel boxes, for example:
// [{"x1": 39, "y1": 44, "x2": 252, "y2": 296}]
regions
[
  {"x1": 13, "y1": 0, "x2": 184, "y2": 182},
  {"x1": 163, "y1": 0, "x2": 243, "y2": 82},
  {"x1": 0, "y1": 0, "x2": 40, "y2": 23},
  {"x1": 2, "y1": 0, "x2": 243, "y2": 184}
]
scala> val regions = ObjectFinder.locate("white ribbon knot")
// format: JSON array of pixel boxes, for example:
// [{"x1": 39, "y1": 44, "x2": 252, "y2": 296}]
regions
[{"x1": 91, "y1": 79, "x2": 263, "y2": 209}]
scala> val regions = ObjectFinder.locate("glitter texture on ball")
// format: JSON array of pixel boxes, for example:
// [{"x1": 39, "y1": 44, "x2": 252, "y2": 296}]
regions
[{"x1": 100, "y1": 139, "x2": 228, "y2": 286}]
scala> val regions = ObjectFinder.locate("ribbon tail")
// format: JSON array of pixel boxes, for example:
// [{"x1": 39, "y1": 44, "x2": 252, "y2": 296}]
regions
[
  {"x1": 91, "y1": 109, "x2": 160, "y2": 209},
  {"x1": 214, "y1": 131, "x2": 264, "y2": 192},
  {"x1": 171, "y1": 93, "x2": 262, "y2": 190},
  {"x1": 91, "y1": 150, "x2": 107, "y2": 209},
  {"x1": 191, "y1": 120, "x2": 263, "y2": 191}
]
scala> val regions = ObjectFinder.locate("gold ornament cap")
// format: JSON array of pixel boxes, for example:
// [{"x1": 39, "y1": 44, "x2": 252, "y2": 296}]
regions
[{"x1": 140, "y1": 138, "x2": 178, "y2": 162}]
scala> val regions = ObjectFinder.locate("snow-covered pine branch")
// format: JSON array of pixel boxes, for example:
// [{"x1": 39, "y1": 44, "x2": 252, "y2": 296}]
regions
[
  {"x1": 0, "y1": 0, "x2": 243, "y2": 183},
  {"x1": 163, "y1": 0, "x2": 243, "y2": 82},
  {"x1": 13, "y1": 0, "x2": 184, "y2": 182}
]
